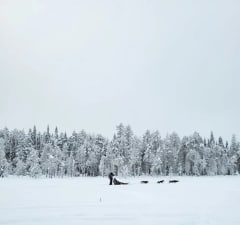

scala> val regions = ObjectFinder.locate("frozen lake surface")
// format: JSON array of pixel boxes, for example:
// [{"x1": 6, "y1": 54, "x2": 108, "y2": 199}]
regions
[{"x1": 0, "y1": 176, "x2": 240, "y2": 225}]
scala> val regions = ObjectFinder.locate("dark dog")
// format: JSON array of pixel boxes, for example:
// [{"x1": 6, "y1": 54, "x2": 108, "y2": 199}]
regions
[
  {"x1": 141, "y1": 181, "x2": 149, "y2": 184},
  {"x1": 169, "y1": 180, "x2": 179, "y2": 183},
  {"x1": 157, "y1": 180, "x2": 164, "y2": 183}
]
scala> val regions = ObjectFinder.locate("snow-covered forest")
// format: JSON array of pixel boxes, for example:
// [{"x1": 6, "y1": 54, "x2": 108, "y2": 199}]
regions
[{"x1": 0, "y1": 124, "x2": 240, "y2": 178}]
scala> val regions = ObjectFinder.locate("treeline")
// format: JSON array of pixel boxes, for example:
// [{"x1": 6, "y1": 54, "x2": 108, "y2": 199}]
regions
[{"x1": 0, "y1": 124, "x2": 240, "y2": 178}]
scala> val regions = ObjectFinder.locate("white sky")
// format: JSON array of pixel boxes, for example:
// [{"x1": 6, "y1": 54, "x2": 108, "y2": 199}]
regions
[{"x1": 0, "y1": 0, "x2": 240, "y2": 141}]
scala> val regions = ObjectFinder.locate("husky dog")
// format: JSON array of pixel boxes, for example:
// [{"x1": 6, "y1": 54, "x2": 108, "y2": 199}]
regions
[
  {"x1": 141, "y1": 181, "x2": 149, "y2": 184},
  {"x1": 157, "y1": 180, "x2": 164, "y2": 183},
  {"x1": 169, "y1": 180, "x2": 179, "y2": 183}
]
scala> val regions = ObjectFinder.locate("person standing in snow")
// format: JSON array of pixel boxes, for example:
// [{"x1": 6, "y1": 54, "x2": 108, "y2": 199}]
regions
[{"x1": 108, "y1": 172, "x2": 114, "y2": 185}]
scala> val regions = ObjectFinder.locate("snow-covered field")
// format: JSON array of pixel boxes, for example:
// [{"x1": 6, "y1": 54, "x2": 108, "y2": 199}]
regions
[{"x1": 0, "y1": 176, "x2": 240, "y2": 225}]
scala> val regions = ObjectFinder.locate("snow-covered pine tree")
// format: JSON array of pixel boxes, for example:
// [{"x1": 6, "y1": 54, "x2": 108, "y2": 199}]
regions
[
  {"x1": 0, "y1": 125, "x2": 238, "y2": 177},
  {"x1": 141, "y1": 130, "x2": 154, "y2": 175},
  {"x1": 26, "y1": 147, "x2": 41, "y2": 177},
  {"x1": 66, "y1": 151, "x2": 75, "y2": 177},
  {"x1": 178, "y1": 136, "x2": 189, "y2": 175},
  {"x1": 0, "y1": 138, "x2": 8, "y2": 177},
  {"x1": 129, "y1": 136, "x2": 142, "y2": 176}
]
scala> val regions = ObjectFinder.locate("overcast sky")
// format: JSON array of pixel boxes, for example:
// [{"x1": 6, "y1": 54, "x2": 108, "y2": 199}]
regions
[{"x1": 0, "y1": 0, "x2": 240, "y2": 141}]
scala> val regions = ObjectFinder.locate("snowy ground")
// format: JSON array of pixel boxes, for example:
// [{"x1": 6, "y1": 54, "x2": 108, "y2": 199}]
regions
[{"x1": 0, "y1": 176, "x2": 240, "y2": 225}]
